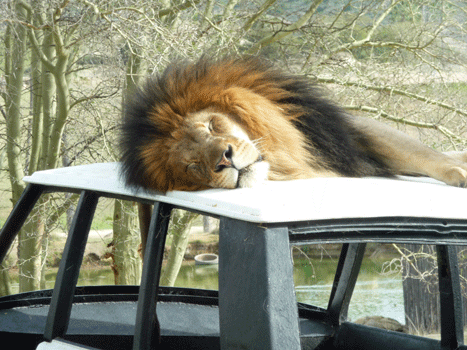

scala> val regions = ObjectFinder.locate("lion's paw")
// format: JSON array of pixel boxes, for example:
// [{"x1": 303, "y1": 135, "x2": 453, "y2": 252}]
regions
[{"x1": 443, "y1": 166, "x2": 467, "y2": 188}]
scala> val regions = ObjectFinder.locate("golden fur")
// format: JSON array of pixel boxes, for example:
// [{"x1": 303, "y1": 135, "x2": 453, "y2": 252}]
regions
[{"x1": 121, "y1": 57, "x2": 467, "y2": 192}]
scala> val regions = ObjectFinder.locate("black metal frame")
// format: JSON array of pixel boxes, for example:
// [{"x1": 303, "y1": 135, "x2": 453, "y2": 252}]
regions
[
  {"x1": 0, "y1": 183, "x2": 466, "y2": 350},
  {"x1": 45, "y1": 191, "x2": 99, "y2": 340},
  {"x1": 437, "y1": 245, "x2": 464, "y2": 349},
  {"x1": 218, "y1": 218, "x2": 301, "y2": 350},
  {"x1": 133, "y1": 202, "x2": 172, "y2": 350},
  {"x1": 288, "y1": 217, "x2": 467, "y2": 245},
  {"x1": 327, "y1": 243, "x2": 366, "y2": 326}
]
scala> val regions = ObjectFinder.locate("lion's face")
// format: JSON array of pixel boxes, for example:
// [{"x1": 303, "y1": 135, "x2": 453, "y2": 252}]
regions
[{"x1": 166, "y1": 109, "x2": 270, "y2": 190}]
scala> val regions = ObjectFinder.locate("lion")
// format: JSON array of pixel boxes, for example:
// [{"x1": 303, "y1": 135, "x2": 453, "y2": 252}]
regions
[
  {"x1": 120, "y1": 56, "x2": 467, "y2": 192},
  {"x1": 120, "y1": 56, "x2": 467, "y2": 347}
]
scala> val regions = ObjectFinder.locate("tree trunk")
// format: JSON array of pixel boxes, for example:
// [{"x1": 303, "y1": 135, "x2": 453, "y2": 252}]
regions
[
  {"x1": 107, "y1": 49, "x2": 147, "y2": 285},
  {"x1": 5, "y1": 1, "x2": 27, "y2": 204},
  {"x1": 203, "y1": 216, "x2": 213, "y2": 232},
  {"x1": 112, "y1": 200, "x2": 142, "y2": 285},
  {"x1": 17, "y1": 203, "x2": 46, "y2": 292},
  {"x1": 160, "y1": 210, "x2": 198, "y2": 287},
  {"x1": 401, "y1": 244, "x2": 440, "y2": 335},
  {"x1": 28, "y1": 18, "x2": 43, "y2": 175},
  {"x1": 38, "y1": 29, "x2": 55, "y2": 171},
  {"x1": 5, "y1": 1, "x2": 31, "y2": 293},
  {"x1": 0, "y1": 265, "x2": 12, "y2": 297},
  {"x1": 46, "y1": 57, "x2": 69, "y2": 170},
  {"x1": 401, "y1": 244, "x2": 467, "y2": 335}
]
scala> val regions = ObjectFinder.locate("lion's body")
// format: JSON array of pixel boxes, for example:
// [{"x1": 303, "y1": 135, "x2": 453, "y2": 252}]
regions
[{"x1": 121, "y1": 57, "x2": 467, "y2": 192}]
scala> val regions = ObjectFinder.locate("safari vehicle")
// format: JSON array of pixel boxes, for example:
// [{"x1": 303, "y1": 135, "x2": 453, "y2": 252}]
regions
[{"x1": 0, "y1": 162, "x2": 467, "y2": 350}]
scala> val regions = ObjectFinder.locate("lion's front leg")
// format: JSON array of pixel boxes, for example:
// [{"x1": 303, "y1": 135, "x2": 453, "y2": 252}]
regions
[
  {"x1": 350, "y1": 116, "x2": 467, "y2": 187},
  {"x1": 444, "y1": 150, "x2": 467, "y2": 164}
]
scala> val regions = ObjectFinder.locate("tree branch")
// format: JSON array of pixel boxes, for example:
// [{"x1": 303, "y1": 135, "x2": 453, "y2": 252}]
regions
[
  {"x1": 310, "y1": 0, "x2": 405, "y2": 67},
  {"x1": 157, "y1": 0, "x2": 201, "y2": 18},
  {"x1": 343, "y1": 104, "x2": 467, "y2": 147},
  {"x1": 17, "y1": 4, "x2": 55, "y2": 71},
  {"x1": 63, "y1": 125, "x2": 118, "y2": 166},
  {"x1": 69, "y1": 87, "x2": 120, "y2": 110},
  {"x1": 247, "y1": 0, "x2": 324, "y2": 53},
  {"x1": 242, "y1": 0, "x2": 277, "y2": 32},
  {"x1": 316, "y1": 77, "x2": 467, "y2": 118}
]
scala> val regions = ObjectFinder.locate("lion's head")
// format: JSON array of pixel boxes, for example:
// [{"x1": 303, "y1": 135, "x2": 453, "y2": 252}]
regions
[
  {"x1": 120, "y1": 57, "x2": 329, "y2": 192},
  {"x1": 158, "y1": 108, "x2": 270, "y2": 190}
]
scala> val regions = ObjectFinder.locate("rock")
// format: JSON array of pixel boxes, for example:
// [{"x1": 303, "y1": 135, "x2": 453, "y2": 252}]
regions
[{"x1": 354, "y1": 316, "x2": 407, "y2": 333}]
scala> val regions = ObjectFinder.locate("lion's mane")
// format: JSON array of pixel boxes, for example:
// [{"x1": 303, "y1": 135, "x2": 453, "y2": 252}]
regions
[{"x1": 120, "y1": 57, "x2": 390, "y2": 192}]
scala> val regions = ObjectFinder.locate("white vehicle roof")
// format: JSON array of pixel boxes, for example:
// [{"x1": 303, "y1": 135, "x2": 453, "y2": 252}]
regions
[{"x1": 23, "y1": 162, "x2": 466, "y2": 224}]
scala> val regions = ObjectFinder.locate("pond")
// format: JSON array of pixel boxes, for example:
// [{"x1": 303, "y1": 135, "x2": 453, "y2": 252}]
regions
[
  {"x1": 81, "y1": 256, "x2": 405, "y2": 324},
  {"x1": 11, "y1": 257, "x2": 405, "y2": 325},
  {"x1": 293, "y1": 257, "x2": 405, "y2": 324}
]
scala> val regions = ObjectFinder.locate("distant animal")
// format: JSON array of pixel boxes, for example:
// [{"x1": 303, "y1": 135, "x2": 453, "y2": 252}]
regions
[{"x1": 120, "y1": 56, "x2": 467, "y2": 192}]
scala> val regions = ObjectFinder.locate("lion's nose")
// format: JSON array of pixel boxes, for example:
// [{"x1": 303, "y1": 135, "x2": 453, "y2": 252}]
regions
[{"x1": 215, "y1": 145, "x2": 234, "y2": 172}]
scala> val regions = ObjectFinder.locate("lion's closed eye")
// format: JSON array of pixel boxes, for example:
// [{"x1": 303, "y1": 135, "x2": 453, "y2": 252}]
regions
[
  {"x1": 208, "y1": 115, "x2": 229, "y2": 134},
  {"x1": 186, "y1": 163, "x2": 202, "y2": 174},
  {"x1": 187, "y1": 162, "x2": 212, "y2": 180},
  {"x1": 208, "y1": 119, "x2": 215, "y2": 133}
]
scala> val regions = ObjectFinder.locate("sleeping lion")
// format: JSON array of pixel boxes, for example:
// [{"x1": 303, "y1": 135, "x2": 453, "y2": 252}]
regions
[{"x1": 120, "y1": 56, "x2": 467, "y2": 192}]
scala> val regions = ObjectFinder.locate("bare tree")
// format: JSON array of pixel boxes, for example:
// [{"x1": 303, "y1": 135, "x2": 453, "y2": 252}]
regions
[{"x1": 1, "y1": 0, "x2": 125, "y2": 292}]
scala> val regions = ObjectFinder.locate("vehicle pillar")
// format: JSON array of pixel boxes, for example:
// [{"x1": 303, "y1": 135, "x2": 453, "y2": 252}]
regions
[{"x1": 218, "y1": 218, "x2": 301, "y2": 350}]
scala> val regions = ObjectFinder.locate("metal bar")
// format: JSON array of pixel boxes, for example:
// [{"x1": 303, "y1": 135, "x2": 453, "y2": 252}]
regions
[
  {"x1": 289, "y1": 217, "x2": 467, "y2": 235},
  {"x1": 44, "y1": 191, "x2": 99, "y2": 341},
  {"x1": 133, "y1": 202, "x2": 173, "y2": 350},
  {"x1": 327, "y1": 244, "x2": 350, "y2": 310},
  {"x1": 327, "y1": 243, "x2": 366, "y2": 326},
  {"x1": 218, "y1": 218, "x2": 301, "y2": 350},
  {"x1": 0, "y1": 184, "x2": 45, "y2": 264},
  {"x1": 437, "y1": 245, "x2": 464, "y2": 349},
  {"x1": 288, "y1": 218, "x2": 467, "y2": 245}
]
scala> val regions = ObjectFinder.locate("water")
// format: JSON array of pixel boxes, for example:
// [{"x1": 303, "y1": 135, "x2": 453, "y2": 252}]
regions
[
  {"x1": 296, "y1": 279, "x2": 405, "y2": 324},
  {"x1": 293, "y1": 259, "x2": 405, "y2": 324},
  {"x1": 349, "y1": 279, "x2": 404, "y2": 323},
  {"x1": 171, "y1": 260, "x2": 405, "y2": 324},
  {"x1": 10, "y1": 259, "x2": 405, "y2": 324}
]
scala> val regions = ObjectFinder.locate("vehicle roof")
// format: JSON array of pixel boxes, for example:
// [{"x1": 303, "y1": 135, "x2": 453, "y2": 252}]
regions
[{"x1": 23, "y1": 162, "x2": 467, "y2": 224}]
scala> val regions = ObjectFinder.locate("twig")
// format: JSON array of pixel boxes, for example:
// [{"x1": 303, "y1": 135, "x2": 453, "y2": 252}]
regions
[
  {"x1": 343, "y1": 104, "x2": 467, "y2": 146},
  {"x1": 316, "y1": 77, "x2": 467, "y2": 118}
]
